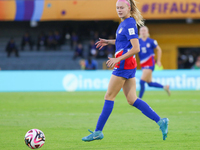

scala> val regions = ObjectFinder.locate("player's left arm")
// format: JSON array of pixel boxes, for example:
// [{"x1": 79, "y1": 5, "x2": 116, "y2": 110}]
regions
[{"x1": 155, "y1": 45, "x2": 162, "y2": 67}]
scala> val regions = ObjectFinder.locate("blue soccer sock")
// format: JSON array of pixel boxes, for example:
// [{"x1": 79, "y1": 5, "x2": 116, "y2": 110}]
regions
[
  {"x1": 95, "y1": 100, "x2": 114, "y2": 131},
  {"x1": 148, "y1": 82, "x2": 163, "y2": 88},
  {"x1": 139, "y1": 80, "x2": 146, "y2": 98},
  {"x1": 133, "y1": 98, "x2": 160, "y2": 123}
]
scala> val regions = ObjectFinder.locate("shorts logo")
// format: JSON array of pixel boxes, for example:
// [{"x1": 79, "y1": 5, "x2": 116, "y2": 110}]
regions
[
  {"x1": 113, "y1": 67, "x2": 117, "y2": 71},
  {"x1": 118, "y1": 28, "x2": 123, "y2": 34},
  {"x1": 128, "y1": 28, "x2": 135, "y2": 35}
]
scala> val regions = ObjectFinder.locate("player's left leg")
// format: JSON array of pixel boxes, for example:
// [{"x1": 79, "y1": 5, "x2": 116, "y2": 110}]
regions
[
  {"x1": 123, "y1": 77, "x2": 169, "y2": 140},
  {"x1": 82, "y1": 75, "x2": 126, "y2": 142}
]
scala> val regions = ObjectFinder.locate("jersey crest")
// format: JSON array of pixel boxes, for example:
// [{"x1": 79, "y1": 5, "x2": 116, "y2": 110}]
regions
[{"x1": 146, "y1": 43, "x2": 150, "y2": 48}]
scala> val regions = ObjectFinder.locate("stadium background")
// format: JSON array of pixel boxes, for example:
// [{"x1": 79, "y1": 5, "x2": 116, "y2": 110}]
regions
[{"x1": 0, "y1": 0, "x2": 199, "y2": 92}]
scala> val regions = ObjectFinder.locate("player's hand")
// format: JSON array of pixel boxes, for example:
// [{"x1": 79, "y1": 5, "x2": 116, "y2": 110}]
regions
[
  {"x1": 106, "y1": 57, "x2": 120, "y2": 68},
  {"x1": 157, "y1": 61, "x2": 162, "y2": 67},
  {"x1": 95, "y1": 38, "x2": 108, "y2": 50}
]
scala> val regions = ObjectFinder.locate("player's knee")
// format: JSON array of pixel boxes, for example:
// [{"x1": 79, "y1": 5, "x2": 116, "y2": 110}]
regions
[
  {"x1": 104, "y1": 92, "x2": 115, "y2": 100},
  {"x1": 127, "y1": 100, "x2": 134, "y2": 105},
  {"x1": 127, "y1": 97, "x2": 137, "y2": 105}
]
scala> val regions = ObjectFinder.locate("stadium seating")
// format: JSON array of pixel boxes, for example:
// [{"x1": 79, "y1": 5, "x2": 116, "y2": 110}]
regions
[{"x1": 0, "y1": 42, "x2": 106, "y2": 70}]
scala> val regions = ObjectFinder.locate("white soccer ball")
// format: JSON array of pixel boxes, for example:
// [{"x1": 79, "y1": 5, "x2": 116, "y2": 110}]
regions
[{"x1": 24, "y1": 129, "x2": 45, "y2": 149}]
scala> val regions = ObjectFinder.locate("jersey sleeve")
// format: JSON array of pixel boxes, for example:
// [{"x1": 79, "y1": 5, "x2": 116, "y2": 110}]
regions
[
  {"x1": 151, "y1": 39, "x2": 158, "y2": 49},
  {"x1": 124, "y1": 23, "x2": 138, "y2": 40}
]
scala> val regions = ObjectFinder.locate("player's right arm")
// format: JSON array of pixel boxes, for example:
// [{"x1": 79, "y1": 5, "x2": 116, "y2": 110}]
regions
[{"x1": 95, "y1": 38, "x2": 115, "y2": 50}]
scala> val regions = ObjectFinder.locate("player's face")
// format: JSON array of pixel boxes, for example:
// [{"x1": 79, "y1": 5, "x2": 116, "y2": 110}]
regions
[
  {"x1": 139, "y1": 27, "x2": 149, "y2": 38},
  {"x1": 116, "y1": 1, "x2": 130, "y2": 19}
]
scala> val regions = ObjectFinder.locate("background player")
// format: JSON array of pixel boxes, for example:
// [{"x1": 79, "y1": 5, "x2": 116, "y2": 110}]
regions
[
  {"x1": 138, "y1": 26, "x2": 170, "y2": 98},
  {"x1": 82, "y1": 0, "x2": 169, "y2": 142}
]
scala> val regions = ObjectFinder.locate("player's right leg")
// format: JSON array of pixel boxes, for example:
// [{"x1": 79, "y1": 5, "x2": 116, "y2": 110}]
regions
[{"x1": 82, "y1": 75, "x2": 125, "y2": 142}]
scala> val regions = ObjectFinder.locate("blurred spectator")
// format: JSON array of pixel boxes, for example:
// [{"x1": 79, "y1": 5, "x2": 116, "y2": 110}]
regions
[
  {"x1": 106, "y1": 35, "x2": 115, "y2": 58},
  {"x1": 71, "y1": 32, "x2": 79, "y2": 50},
  {"x1": 96, "y1": 45, "x2": 107, "y2": 58},
  {"x1": 63, "y1": 26, "x2": 74, "y2": 45},
  {"x1": 178, "y1": 51, "x2": 186, "y2": 69},
  {"x1": 85, "y1": 57, "x2": 97, "y2": 70},
  {"x1": 93, "y1": 31, "x2": 99, "y2": 42},
  {"x1": 106, "y1": 44, "x2": 115, "y2": 58},
  {"x1": 89, "y1": 30, "x2": 95, "y2": 39},
  {"x1": 6, "y1": 38, "x2": 19, "y2": 57},
  {"x1": 101, "y1": 31, "x2": 107, "y2": 39},
  {"x1": 47, "y1": 31, "x2": 56, "y2": 50},
  {"x1": 37, "y1": 32, "x2": 47, "y2": 51},
  {"x1": 178, "y1": 49, "x2": 199, "y2": 69},
  {"x1": 88, "y1": 39, "x2": 97, "y2": 57},
  {"x1": 54, "y1": 30, "x2": 62, "y2": 50},
  {"x1": 184, "y1": 50, "x2": 195, "y2": 68},
  {"x1": 79, "y1": 59, "x2": 86, "y2": 70},
  {"x1": 192, "y1": 56, "x2": 200, "y2": 69},
  {"x1": 21, "y1": 32, "x2": 33, "y2": 51},
  {"x1": 73, "y1": 43, "x2": 84, "y2": 60}
]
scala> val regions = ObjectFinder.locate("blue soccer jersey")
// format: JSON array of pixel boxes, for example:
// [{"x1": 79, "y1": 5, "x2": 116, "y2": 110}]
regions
[
  {"x1": 138, "y1": 37, "x2": 158, "y2": 67},
  {"x1": 115, "y1": 17, "x2": 138, "y2": 70}
]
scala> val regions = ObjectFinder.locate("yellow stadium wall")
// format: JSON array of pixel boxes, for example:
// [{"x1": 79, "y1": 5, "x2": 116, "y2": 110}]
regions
[
  {"x1": 136, "y1": 23, "x2": 200, "y2": 69},
  {"x1": 1, "y1": 0, "x2": 200, "y2": 21}
]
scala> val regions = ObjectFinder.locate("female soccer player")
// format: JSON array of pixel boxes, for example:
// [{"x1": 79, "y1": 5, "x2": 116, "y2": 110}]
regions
[
  {"x1": 82, "y1": 0, "x2": 169, "y2": 142},
  {"x1": 138, "y1": 26, "x2": 170, "y2": 98}
]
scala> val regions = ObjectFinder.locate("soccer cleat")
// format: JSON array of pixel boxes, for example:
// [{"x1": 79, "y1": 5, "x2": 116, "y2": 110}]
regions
[
  {"x1": 164, "y1": 85, "x2": 171, "y2": 96},
  {"x1": 158, "y1": 118, "x2": 169, "y2": 140},
  {"x1": 82, "y1": 129, "x2": 104, "y2": 142}
]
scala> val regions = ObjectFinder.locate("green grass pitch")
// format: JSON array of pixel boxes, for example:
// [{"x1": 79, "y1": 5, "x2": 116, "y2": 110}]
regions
[{"x1": 0, "y1": 91, "x2": 200, "y2": 150}]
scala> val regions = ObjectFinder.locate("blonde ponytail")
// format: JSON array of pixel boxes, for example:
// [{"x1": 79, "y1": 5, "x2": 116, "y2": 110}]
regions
[{"x1": 128, "y1": 0, "x2": 144, "y2": 27}]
